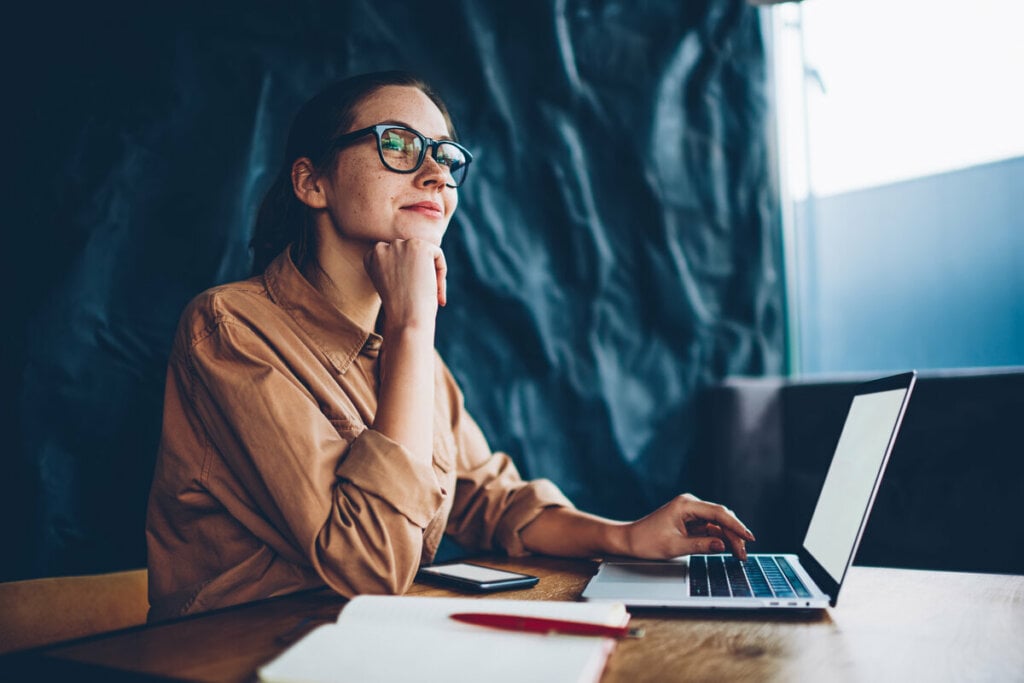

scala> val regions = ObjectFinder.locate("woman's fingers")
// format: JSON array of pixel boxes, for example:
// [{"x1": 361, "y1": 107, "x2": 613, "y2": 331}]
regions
[
  {"x1": 675, "y1": 494, "x2": 753, "y2": 560},
  {"x1": 684, "y1": 520, "x2": 746, "y2": 559},
  {"x1": 363, "y1": 239, "x2": 446, "y2": 324},
  {"x1": 677, "y1": 536, "x2": 726, "y2": 555},
  {"x1": 678, "y1": 495, "x2": 756, "y2": 542},
  {"x1": 624, "y1": 493, "x2": 754, "y2": 560},
  {"x1": 434, "y1": 248, "x2": 447, "y2": 307},
  {"x1": 722, "y1": 527, "x2": 748, "y2": 561},
  {"x1": 684, "y1": 521, "x2": 725, "y2": 537}
]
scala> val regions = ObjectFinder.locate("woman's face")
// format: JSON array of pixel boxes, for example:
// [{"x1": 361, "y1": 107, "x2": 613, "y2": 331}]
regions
[{"x1": 320, "y1": 85, "x2": 459, "y2": 248}]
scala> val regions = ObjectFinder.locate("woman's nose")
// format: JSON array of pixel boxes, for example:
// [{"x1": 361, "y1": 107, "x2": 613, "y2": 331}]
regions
[{"x1": 415, "y1": 153, "x2": 450, "y2": 188}]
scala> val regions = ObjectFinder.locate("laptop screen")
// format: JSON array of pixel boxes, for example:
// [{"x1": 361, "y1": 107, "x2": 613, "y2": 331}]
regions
[{"x1": 803, "y1": 387, "x2": 910, "y2": 582}]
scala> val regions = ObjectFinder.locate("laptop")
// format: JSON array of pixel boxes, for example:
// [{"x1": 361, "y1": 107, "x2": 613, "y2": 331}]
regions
[{"x1": 582, "y1": 371, "x2": 917, "y2": 609}]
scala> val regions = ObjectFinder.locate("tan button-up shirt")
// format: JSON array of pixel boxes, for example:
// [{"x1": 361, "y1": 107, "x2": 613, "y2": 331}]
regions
[{"x1": 145, "y1": 248, "x2": 572, "y2": 621}]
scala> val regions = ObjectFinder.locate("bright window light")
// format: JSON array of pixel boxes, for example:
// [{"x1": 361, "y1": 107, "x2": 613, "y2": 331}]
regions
[
  {"x1": 768, "y1": 0, "x2": 1024, "y2": 374},
  {"x1": 773, "y1": 0, "x2": 1024, "y2": 199}
]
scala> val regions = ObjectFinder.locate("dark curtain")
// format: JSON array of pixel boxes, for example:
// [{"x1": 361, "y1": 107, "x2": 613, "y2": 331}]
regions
[{"x1": 5, "y1": 0, "x2": 783, "y2": 581}]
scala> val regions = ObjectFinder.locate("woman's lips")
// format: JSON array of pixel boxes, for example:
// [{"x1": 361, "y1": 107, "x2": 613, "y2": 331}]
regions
[{"x1": 402, "y1": 201, "x2": 444, "y2": 218}]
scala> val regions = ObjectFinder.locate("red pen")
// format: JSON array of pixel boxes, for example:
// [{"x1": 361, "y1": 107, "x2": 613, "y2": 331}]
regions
[{"x1": 450, "y1": 612, "x2": 644, "y2": 638}]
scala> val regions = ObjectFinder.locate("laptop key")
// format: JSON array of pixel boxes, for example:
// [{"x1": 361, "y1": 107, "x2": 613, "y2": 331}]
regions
[
  {"x1": 758, "y1": 557, "x2": 795, "y2": 598},
  {"x1": 775, "y1": 557, "x2": 813, "y2": 598},
  {"x1": 707, "y1": 556, "x2": 731, "y2": 597},
  {"x1": 724, "y1": 558, "x2": 752, "y2": 597},
  {"x1": 689, "y1": 556, "x2": 709, "y2": 596},
  {"x1": 743, "y1": 560, "x2": 774, "y2": 598}
]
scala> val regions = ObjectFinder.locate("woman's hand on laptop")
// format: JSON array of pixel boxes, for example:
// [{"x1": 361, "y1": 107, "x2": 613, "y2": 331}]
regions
[{"x1": 616, "y1": 493, "x2": 755, "y2": 561}]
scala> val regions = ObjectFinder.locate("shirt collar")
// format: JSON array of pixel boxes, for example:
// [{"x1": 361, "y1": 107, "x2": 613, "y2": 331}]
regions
[{"x1": 262, "y1": 246, "x2": 382, "y2": 374}]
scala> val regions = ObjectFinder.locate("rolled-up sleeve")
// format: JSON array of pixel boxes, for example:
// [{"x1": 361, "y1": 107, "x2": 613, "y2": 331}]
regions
[
  {"x1": 441, "y1": 368, "x2": 574, "y2": 556},
  {"x1": 337, "y1": 429, "x2": 445, "y2": 529},
  {"x1": 187, "y1": 319, "x2": 442, "y2": 596}
]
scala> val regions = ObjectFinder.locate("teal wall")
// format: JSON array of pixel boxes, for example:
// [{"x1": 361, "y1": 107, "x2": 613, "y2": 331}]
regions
[{"x1": 792, "y1": 156, "x2": 1024, "y2": 374}]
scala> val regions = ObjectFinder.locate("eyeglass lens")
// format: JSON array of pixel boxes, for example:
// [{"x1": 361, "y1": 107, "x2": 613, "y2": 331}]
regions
[{"x1": 379, "y1": 128, "x2": 468, "y2": 185}]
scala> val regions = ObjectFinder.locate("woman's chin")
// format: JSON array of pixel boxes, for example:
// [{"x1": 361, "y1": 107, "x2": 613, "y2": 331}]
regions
[{"x1": 396, "y1": 221, "x2": 448, "y2": 246}]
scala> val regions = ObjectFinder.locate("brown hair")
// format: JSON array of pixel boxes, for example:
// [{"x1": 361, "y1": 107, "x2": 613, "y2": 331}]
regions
[{"x1": 249, "y1": 71, "x2": 456, "y2": 275}]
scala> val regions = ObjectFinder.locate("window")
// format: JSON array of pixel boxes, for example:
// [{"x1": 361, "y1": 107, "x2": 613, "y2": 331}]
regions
[{"x1": 767, "y1": 0, "x2": 1024, "y2": 374}]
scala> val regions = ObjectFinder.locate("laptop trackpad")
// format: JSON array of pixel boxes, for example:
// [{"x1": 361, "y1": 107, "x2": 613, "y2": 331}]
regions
[{"x1": 601, "y1": 562, "x2": 687, "y2": 583}]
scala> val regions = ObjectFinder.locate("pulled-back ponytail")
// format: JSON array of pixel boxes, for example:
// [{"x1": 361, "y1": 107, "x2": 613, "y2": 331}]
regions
[
  {"x1": 249, "y1": 70, "x2": 457, "y2": 275},
  {"x1": 250, "y1": 169, "x2": 312, "y2": 275}
]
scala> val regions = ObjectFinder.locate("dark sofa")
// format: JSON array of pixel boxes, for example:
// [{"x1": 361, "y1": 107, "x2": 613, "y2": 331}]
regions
[{"x1": 688, "y1": 367, "x2": 1024, "y2": 575}]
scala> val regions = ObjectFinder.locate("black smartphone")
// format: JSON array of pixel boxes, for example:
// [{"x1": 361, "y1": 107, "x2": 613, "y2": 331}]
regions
[{"x1": 415, "y1": 562, "x2": 539, "y2": 592}]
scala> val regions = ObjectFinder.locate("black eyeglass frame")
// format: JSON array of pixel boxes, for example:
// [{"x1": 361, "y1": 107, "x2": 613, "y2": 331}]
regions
[{"x1": 329, "y1": 124, "x2": 474, "y2": 188}]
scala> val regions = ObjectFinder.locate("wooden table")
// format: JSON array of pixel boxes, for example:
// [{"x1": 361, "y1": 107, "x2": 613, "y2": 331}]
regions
[{"x1": 3, "y1": 556, "x2": 1022, "y2": 682}]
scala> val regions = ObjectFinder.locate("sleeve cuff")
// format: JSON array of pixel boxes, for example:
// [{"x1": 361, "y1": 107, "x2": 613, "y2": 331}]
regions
[
  {"x1": 494, "y1": 478, "x2": 575, "y2": 557},
  {"x1": 336, "y1": 428, "x2": 445, "y2": 528}
]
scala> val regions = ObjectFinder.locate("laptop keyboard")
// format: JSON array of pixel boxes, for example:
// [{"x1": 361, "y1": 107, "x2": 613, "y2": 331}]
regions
[{"x1": 689, "y1": 555, "x2": 812, "y2": 598}]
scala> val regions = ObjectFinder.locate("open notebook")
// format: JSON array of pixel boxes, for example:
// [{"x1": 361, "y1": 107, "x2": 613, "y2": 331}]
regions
[{"x1": 258, "y1": 595, "x2": 629, "y2": 683}]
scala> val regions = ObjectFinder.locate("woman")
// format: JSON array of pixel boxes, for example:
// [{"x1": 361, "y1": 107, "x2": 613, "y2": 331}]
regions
[{"x1": 145, "y1": 71, "x2": 754, "y2": 621}]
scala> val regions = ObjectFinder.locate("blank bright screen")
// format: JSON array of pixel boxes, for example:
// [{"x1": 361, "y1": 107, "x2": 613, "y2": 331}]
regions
[{"x1": 803, "y1": 388, "x2": 907, "y2": 581}]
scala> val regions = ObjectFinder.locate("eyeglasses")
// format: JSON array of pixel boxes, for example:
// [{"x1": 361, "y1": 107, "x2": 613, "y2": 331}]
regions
[{"x1": 330, "y1": 124, "x2": 474, "y2": 188}]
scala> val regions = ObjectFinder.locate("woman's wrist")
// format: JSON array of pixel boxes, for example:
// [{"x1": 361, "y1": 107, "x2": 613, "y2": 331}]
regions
[
  {"x1": 382, "y1": 317, "x2": 436, "y2": 341},
  {"x1": 601, "y1": 520, "x2": 633, "y2": 557}
]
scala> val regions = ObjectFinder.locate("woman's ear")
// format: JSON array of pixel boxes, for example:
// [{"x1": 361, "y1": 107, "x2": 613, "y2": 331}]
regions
[{"x1": 291, "y1": 158, "x2": 328, "y2": 209}]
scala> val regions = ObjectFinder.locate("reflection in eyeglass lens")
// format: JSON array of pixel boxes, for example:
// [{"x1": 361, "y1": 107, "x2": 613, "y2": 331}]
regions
[
  {"x1": 380, "y1": 129, "x2": 422, "y2": 169},
  {"x1": 436, "y1": 143, "x2": 466, "y2": 170},
  {"x1": 378, "y1": 127, "x2": 468, "y2": 186}
]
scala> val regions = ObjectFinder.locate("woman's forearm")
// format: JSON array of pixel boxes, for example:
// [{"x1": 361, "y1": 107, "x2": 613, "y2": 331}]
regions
[
  {"x1": 523, "y1": 495, "x2": 755, "y2": 562},
  {"x1": 519, "y1": 507, "x2": 631, "y2": 558},
  {"x1": 373, "y1": 324, "x2": 436, "y2": 463}
]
